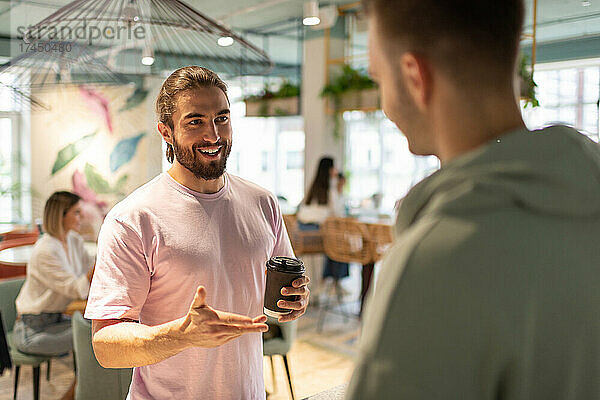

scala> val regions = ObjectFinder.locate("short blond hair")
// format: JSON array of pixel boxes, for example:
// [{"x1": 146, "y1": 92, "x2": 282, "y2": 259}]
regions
[{"x1": 43, "y1": 191, "x2": 81, "y2": 239}]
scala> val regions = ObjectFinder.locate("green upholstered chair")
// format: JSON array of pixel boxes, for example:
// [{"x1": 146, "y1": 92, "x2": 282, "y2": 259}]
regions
[
  {"x1": 0, "y1": 277, "x2": 51, "y2": 400},
  {"x1": 263, "y1": 316, "x2": 297, "y2": 400},
  {"x1": 71, "y1": 311, "x2": 132, "y2": 400}
]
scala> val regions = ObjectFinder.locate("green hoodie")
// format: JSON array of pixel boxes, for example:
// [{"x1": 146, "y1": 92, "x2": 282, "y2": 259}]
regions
[{"x1": 346, "y1": 125, "x2": 600, "y2": 399}]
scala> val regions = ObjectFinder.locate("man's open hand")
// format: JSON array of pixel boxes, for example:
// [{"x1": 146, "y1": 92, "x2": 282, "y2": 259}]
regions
[{"x1": 178, "y1": 286, "x2": 268, "y2": 348}]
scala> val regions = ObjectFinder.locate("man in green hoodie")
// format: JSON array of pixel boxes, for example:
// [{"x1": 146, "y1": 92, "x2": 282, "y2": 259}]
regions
[{"x1": 347, "y1": 0, "x2": 600, "y2": 399}]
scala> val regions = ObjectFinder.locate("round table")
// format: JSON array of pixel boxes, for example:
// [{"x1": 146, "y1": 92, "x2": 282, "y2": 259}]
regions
[{"x1": 0, "y1": 244, "x2": 33, "y2": 266}]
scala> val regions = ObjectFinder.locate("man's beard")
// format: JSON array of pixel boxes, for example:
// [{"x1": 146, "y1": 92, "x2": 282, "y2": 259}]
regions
[{"x1": 172, "y1": 137, "x2": 232, "y2": 180}]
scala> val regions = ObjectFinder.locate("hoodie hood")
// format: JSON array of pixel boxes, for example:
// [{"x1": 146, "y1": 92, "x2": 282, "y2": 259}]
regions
[{"x1": 396, "y1": 125, "x2": 600, "y2": 233}]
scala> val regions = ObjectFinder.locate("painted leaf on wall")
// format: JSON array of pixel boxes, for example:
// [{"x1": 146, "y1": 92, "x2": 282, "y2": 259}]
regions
[
  {"x1": 79, "y1": 86, "x2": 113, "y2": 134},
  {"x1": 115, "y1": 174, "x2": 129, "y2": 195},
  {"x1": 120, "y1": 87, "x2": 149, "y2": 112},
  {"x1": 110, "y1": 133, "x2": 146, "y2": 173},
  {"x1": 84, "y1": 163, "x2": 112, "y2": 194},
  {"x1": 51, "y1": 132, "x2": 96, "y2": 175}
]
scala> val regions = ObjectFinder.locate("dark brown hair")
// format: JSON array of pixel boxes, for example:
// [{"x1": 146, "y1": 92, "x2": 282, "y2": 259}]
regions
[
  {"x1": 155, "y1": 66, "x2": 229, "y2": 163},
  {"x1": 305, "y1": 157, "x2": 334, "y2": 206},
  {"x1": 363, "y1": 0, "x2": 525, "y2": 83}
]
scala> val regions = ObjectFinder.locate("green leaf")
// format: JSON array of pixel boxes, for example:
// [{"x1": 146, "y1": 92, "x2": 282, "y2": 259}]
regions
[
  {"x1": 114, "y1": 174, "x2": 128, "y2": 195},
  {"x1": 51, "y1": 132, "x2": 96, "y2": 175},
  {"x1": 119, "y1": 87, "x2": 149, "y2": 112},
  {"x1": 84, "y1": 163, "x2": 112, "y2": 194}
]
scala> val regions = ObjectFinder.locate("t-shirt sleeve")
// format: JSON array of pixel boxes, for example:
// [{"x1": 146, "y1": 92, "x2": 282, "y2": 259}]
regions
[
  {"x1": 270, "y1": 196, "x2": 295, "y2": 258},
  {"x1": 84, "y1": 215, "x2": 151, "y2": 321}
]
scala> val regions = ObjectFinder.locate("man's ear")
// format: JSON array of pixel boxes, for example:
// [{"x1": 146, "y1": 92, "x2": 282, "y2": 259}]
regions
[
  {"x1": 157, "y1": 122, "x2": 173, "y2": 145},
  {"x1": 399, "y1": 52, "x2": 432, "y2": 112}
]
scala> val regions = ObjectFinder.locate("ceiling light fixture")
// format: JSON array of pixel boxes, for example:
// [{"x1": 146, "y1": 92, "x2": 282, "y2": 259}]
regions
[
  {"x1": 141, "y1": 48, "x2": 154, "y2": 65},
  {"x1": 217, "y1": 36, "x2": 234, "y2": 47},
  {"x1": 581, "y1": 0, "x2": 591, "y2": 6},
  {"x1": 303, "y1": 1, "x2": 320, "y2": 26}
]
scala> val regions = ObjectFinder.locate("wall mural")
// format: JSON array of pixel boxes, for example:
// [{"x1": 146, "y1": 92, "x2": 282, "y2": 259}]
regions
[{"x1": 31, "y1": 81, "x2": 158, "y2": 240}]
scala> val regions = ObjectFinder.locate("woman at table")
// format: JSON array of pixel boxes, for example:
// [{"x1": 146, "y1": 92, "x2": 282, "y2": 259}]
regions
[
  {"x1": 297, "y1": 157, "x2": 349, "y2": 299},
  {"x1": 13, "y1": 191, "x2": 94, "y2": 399}
]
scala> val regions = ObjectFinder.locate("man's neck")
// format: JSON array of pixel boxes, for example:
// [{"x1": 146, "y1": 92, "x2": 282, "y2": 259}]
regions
[
  {"x1": 434, "y1": 90, "x2": 526, "y2": 164},
  {"x1": 168, "y1": 163, "x2": 225, "y2": 194}
]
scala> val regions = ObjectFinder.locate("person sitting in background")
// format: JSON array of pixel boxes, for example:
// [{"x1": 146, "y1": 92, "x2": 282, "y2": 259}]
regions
[
  {"x1": 297, "y1": 157, "x2": 349, "y2": 300},
  {"x1": 13, "y1": 191, "x2": 95, "y2": 400}
]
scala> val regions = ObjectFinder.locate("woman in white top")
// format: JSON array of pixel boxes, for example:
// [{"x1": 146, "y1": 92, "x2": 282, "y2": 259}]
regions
[
  {"x1": 297, "y1": 157, "x2": 341, "y2": 225},
  {"x1": 297, "y1": 157, "x2": 349, "y2": 295},
  {"x1": 13, "y1": 191, "x2": 94, "y2": 357}
]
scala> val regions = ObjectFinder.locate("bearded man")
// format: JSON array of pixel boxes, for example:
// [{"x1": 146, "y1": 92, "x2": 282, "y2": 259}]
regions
[{"x1": 85, "y1": 66, "x2": 309, "y2": 400}]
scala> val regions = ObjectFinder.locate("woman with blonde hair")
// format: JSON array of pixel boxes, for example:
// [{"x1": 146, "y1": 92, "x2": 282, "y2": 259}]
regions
[{"x1": 13, "y1": 191, "x2": 94, "y2": 400}]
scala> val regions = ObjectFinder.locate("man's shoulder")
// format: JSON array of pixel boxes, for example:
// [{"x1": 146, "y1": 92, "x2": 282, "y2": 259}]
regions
[
  {"x1": 105, "y1": 174, "x2": 166, "y2": 223},
  {"x1": 228, "y1": 173, "x2": 277, "y2": 202}
]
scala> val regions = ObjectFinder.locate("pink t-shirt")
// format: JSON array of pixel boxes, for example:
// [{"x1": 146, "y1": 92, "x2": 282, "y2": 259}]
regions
[{"x1": 85, "y1": 172, "x2": 294, "y2": 400}]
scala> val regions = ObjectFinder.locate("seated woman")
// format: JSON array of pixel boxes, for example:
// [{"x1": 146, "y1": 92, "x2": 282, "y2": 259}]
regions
[
  {"x1": 13, "y1": 191, "x2": 94, "y2": 400},
  {"x1": 297, "y1": 157, "x2": 349, "y2": 300}
]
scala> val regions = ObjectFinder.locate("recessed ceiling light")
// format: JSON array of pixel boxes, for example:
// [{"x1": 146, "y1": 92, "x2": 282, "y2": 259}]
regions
[
  {"x1": 581, "y1": 0, "x2": 591, "y2": 6},
  {"x1": 217, "y1": 36, "x2": 234, "y2": 47}
]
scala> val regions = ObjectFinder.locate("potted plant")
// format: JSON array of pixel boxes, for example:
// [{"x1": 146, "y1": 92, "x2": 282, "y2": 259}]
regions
[
  {"x1": 518, "y1": 54, "x2": 539, "y2": 108},
  {"x1": 244, "y1": 81, "x2": 300, "y2": 117},
  {"x1": 320, "y1": 65, "x2": 379, "y2": 137}
]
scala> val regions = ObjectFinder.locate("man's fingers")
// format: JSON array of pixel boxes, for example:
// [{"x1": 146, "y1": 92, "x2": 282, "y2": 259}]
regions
[
  {"x1": 211, "y1": 310, "x2": 255, "y2": 325},
  {"x1": 214, "y1": 323, "x2": 269, "y2": 334},
  {"x1": 292, "y1": 276, "x2": 310, "y2": 288},
  {"x1": 281, "y1": 286, "x2": 309, "y2": 296},
  {"x1": 191, "y1": 286, "x2": 207, "y2": 309},
  {"x1": 278, "y1": 309, "x2": 304, "y2": 323},
  {"x1": 277, "y1": 299, "x2": 307, "y2": 311},
  {"x1": 252, "y1": 315, "x2": 267, "y2": 324}
]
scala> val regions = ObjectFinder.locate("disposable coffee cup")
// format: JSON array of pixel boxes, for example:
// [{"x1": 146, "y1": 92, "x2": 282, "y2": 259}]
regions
[{"x1": 264, "y1": 256, "x2": 305, "y2": 318}]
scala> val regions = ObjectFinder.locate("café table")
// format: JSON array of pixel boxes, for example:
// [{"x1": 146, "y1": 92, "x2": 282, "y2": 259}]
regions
[{"x1": 0, "y1": 242, "x2": 97, "y2": 265}]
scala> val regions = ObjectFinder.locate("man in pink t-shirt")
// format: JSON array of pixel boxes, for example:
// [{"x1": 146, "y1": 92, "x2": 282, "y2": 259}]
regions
[{"x1": 85, "y1": 66, "x2": 310, "y2": 400}]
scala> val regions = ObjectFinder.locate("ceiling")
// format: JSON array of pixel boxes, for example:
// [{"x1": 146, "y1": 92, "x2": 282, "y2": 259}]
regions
[{"x1": 0, "y1": 0, "x2": 599, "y2": 76}]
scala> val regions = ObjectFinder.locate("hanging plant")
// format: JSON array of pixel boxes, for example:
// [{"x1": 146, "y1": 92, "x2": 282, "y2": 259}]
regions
[
  {"x1": 244, "y1": 81, "x2": 300, "y2": 117},
  {"x1": 320, "y1": 65, "x2": 379, "y2": 138},
  {"x1": 518, "y1": 54, "x2": 539, "y2": 108}
]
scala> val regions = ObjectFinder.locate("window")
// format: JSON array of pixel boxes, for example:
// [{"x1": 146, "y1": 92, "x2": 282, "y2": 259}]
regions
[
  {"x1": 344, "y1": 111, "x2": 439, "y2": 215},
  {"x1": 0, "y1": 71, "x2": 29, "y2": 223},
  {"x1": 522, "y1": 59, "x2": 600, "y2": 141}
]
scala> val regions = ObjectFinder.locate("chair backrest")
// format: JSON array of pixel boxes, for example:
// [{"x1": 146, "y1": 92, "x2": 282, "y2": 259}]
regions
[
  {"x1": 0, "y1": 278, "x2": 25, "y2": 332},
  {"x1": 283, "y1": 214, "x2": 324, "y2": 256},
  {"x1": 263, "y1": 316, "x2": 297, "y2": 357},
  {"x1": 2, "y1": 229, "x2": 39, "y2": 242},
  {"x1": 365, "y1": 223, "x2": 394, "y2": 263},
  {"x1": 72, "y1": 311, "x2": 132, "y2": 400},
  {"x1": 0, "y1": 239, "x2": 36, "y2": 279},
  {"x1": 321, "y1": 217, "x2": 371, "y2": 264}
]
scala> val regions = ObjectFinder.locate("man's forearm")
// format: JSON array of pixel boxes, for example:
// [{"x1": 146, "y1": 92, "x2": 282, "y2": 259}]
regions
[{"x1": 92, "y1": 317, "x2": 188, "y2": 368}]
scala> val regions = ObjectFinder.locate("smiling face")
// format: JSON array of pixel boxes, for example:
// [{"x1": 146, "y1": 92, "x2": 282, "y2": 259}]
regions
[{"x1": 165, "y1": 86, "x2": 232, "y2": 181}]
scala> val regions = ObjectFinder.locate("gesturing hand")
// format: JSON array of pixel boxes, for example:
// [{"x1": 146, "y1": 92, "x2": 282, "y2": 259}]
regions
[{"x1": 178, "y1": 286, "x2": 268, "y2": 348}]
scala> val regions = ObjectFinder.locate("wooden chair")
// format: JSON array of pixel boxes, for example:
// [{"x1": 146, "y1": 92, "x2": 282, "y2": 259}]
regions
[
  {"x1": 282, "y1": 214, "x2": 323, "y2": 256},
  {"x1": 365, "y1": 223, "x2": 394, "y2": 264},
  {"x1": 318, "y1": 217, "x2": 371, "y2": 330},
  {"x1": 0, "y1": 278, "x2": 53, "y2": 400},
  {"x1": 0, "y1": 237, "x2": 39, "y2": 280},
  {"x1": 321, "y1": 217, "x2": 371, "y2": 265}
]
